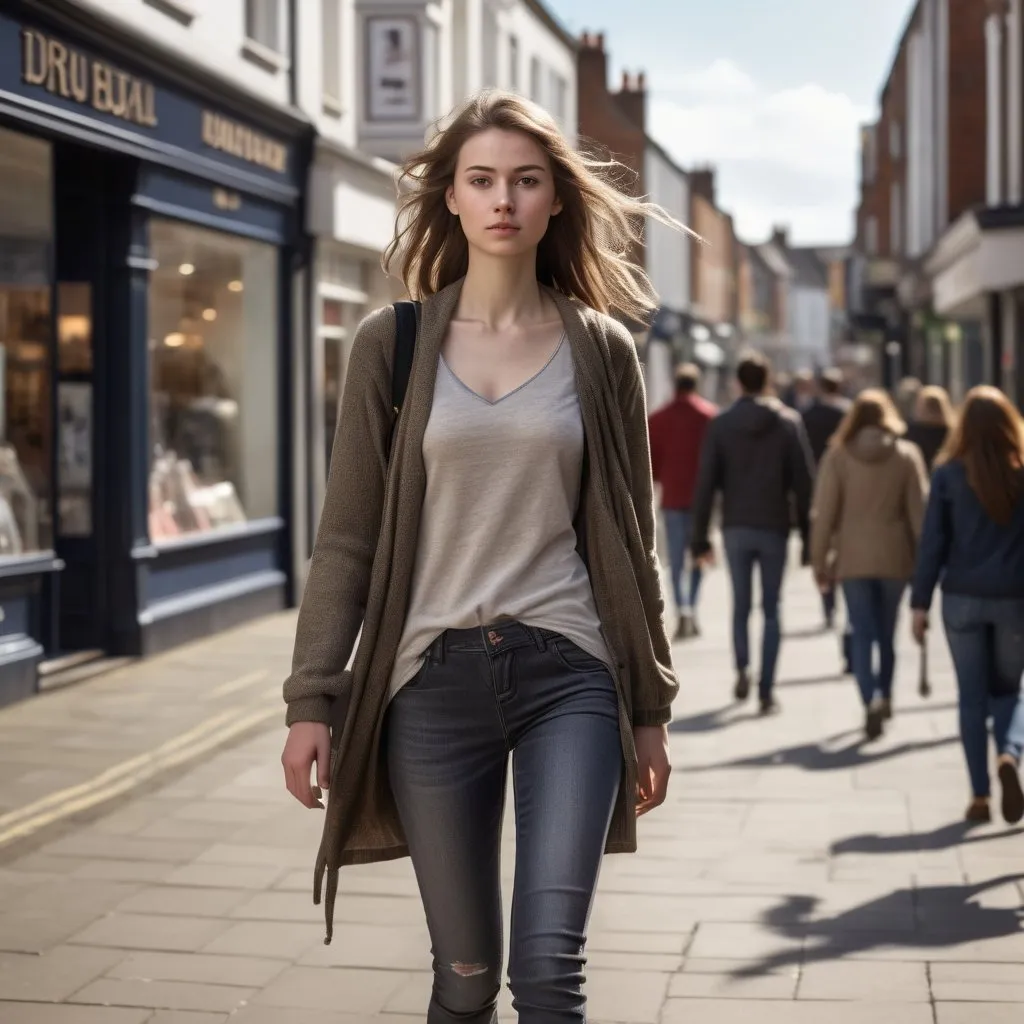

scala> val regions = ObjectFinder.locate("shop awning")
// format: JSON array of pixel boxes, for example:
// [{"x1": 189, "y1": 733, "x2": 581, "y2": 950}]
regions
[{"x1": 927, "y1": 205, "x2": 1024, "y2": 318}]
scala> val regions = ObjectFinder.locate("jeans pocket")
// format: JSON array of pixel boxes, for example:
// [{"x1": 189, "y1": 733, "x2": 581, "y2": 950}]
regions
[{"x1": 551, "y1": 637, "x2": 609, "y2": 675}]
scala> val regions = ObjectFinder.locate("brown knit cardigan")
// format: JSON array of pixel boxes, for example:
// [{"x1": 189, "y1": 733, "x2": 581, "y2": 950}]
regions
[{"x1": 283, "y1": 278, "x2": 679, "y2": 943}]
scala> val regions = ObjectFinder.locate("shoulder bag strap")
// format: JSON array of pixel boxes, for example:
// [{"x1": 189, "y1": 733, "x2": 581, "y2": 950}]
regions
[{"x1": 389, "y1": 300, "x2": 420, "y2": 456}]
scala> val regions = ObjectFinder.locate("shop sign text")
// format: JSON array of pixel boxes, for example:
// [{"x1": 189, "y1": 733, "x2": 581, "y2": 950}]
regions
[
  {"x1": 21, "y1": 28, "x2": 158, "y2": 128},
  {"x1": 201, "y1": 111, "x2": 287, "y2": 175}
]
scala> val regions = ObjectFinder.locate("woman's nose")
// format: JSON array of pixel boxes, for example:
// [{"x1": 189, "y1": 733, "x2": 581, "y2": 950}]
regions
[{"x1": 494, "y1": 194, "x2": 513, "y2": 211}]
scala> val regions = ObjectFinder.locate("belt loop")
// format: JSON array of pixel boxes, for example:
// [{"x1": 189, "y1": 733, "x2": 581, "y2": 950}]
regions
[
  {"x1": 437, "y1": 632, "x2": 447, "y2": 665},
  {"x1": 528, "y1": 625, "x2": 545, "y2": 650}
]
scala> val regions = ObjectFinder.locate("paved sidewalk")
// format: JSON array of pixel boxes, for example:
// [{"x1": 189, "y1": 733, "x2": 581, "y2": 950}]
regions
[{"x1": 1, "y1": 555, "x2": 1022, "y2": 1023}]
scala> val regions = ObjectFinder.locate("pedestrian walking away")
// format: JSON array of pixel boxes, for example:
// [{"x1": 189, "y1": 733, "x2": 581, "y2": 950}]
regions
[
  {"x1": 690, "y1": 351, "x2": 815, "y2": 715},
  {"x1": 810, "y1": 390, "x2": 927, "y2": 741},
  {"x1": 648, "y1": 362, "x2": 717, "y2": 640},
  {"x1": 909, "y1": 386, "x2": 1024, "y2": 826},
  {"x1": 801, "y1": 367, "x2": 853, "y2": 661},
  {"x1": 906, "y1": 384, "x2": 954, "y2": 472},
  {"x1": 280, "y1": 90, "x2": 683, "y2": 1024}
]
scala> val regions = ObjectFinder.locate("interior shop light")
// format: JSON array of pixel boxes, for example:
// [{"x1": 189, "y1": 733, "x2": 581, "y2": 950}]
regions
[
  {"x1": 202, "y1": 308, "x2": 217, "y2": 322},
  {"x1": 227, "y1": 279, "x2": 244, "y2": 292},
  {"x1": 163, "y1": 332, "x2": 186, "y2": 348},
  {"x1": 178, "y1": 263, "x2": 195, "y2": 276}
]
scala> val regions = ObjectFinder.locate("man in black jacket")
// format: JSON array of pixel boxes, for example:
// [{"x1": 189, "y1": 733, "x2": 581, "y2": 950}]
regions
[{"x1": 691, "y1": 353, "x2": 815, "y2": 714}]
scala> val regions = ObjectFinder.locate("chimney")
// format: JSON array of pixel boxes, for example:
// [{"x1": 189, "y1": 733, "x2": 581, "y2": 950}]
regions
[
  {"x1": 577, "y1": 28, "x2": 608, "y2": 102},
  {"x1": 771, "y1": 224, "x2": 789, "y2": 250},
  {"x1": 689, "y1": 167, "x2": 716, "y2": 205},
  {"x1": 614, "y1": 67, "x2": 646, "y2": 132}
]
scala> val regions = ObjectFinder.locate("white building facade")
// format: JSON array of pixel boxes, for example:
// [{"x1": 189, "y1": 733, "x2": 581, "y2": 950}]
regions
[{"x1": 642, "y1": 139, "x2": 691, "y2": 411}]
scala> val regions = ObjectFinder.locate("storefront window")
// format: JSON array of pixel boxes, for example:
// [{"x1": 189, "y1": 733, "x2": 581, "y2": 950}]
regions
[
  {"x1": 148, "y1": 219, "x2": 279, "y2": 542},
  {"x1": 0, "y1": 127, "x2": 53, "y2": 557}
]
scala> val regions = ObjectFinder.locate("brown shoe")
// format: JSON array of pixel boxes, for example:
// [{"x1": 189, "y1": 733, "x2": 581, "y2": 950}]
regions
[
  {"x1": 864, "y1": 699, "x2": 885, "y2": 741},
  {"x1": 879, "y1": 697, "x2": 893, "y2": 720},
  {"x1": 965, "y1": 797, "x2": 992, "y2": 824},
  {"x1": 997, "y1": 755, "x2": 1024, "y2": 825}
]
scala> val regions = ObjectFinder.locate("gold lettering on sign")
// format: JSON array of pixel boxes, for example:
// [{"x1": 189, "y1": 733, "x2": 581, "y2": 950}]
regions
[
  {"x1": 213, "y1": 188, "x2": 242, "y2": 211},
  {"x1": 201, "y1": 111, "x2": 288, "y2": 175},
  {"x1": 19, "y1": 28, "x2": 159, "y2": 128}
]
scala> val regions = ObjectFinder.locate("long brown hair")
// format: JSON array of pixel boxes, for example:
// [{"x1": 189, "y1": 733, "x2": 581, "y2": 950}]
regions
[
  {"x1": 937, "y1": 385, "x2": 1024, "y2": 524},
  {"x1": 831, "y1": 388, "x2": 906, "y2": 447},
  {"x1": 382, "y1": 89, "x2": 698, "y2": 322}
]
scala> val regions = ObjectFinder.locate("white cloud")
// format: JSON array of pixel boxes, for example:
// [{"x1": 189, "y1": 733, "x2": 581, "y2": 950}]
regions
[{"x1": 648, "y1": 62, "x2": 871, "y2": 244}]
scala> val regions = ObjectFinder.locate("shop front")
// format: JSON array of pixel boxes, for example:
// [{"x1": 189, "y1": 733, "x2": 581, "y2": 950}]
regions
[{"x1": 0, "y1": 4, "x2": 310, "y2": 705}]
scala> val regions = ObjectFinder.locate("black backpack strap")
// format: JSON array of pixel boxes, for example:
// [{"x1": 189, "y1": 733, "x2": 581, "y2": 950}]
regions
[{"x1": 389, "y1": 300, "x2": 419, "y2": 455}]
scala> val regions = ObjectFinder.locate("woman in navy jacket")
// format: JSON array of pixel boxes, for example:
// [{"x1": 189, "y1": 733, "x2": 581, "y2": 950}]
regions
[{"x1": 910, "y1": 387, "x2": 1024, "y2": 825}]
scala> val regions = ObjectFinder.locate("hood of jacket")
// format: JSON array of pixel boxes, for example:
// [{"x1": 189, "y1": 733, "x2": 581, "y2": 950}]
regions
[
  {"x1": 849, "y1": 425, "x2": 897, "y2": 463},
  {"x1": 731, "y1": 396, "x2": 787, "y2": 436}
]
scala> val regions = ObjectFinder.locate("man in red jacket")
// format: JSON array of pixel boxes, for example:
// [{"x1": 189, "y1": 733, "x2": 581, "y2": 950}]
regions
[{"x1": 648, "y1": 363, "x2": 718, "y2": 639}]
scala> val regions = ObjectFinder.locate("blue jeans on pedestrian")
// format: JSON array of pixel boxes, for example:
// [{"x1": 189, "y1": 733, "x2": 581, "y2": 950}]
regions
[
  {"x1": 841, "y1": 578, "x2": 905, "y2": 706},
  {"x1": 385, "y1": 620, "x2": 622, "y2": 1024},
  {"x1": 663, "y1": 508, "x2": 702, "y2": 613},
  {"x1": 941, "y1": 594, "x2": 1024, "y2": 799},
  {"x1": 723, "y1": 527, "x2": 788, "y2": 699}
]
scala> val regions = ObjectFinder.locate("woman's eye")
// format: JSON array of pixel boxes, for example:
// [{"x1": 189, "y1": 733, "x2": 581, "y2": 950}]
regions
[
  {"x1": 470, "y1": 177, "x2": 490, "y2": 186},
  {"x1": 518, "y1": 177, "x2": 539, "y2": 187}
]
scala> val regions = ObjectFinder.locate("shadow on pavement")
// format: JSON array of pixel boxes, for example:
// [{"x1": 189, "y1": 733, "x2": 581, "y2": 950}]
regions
[
  {"x1": 775, "y1": 672, "x2": 848, "y2": 689},
  {"x1": 732, "y1": 875, "x2": 1024, "y2": 977},
  {"x1": 783, "y1": 625, "x2": 832, "y2": 640},
  {"x1": 831, "y1": 821, "x2": 1024, "y2": 855},
  {"x1": 668, "y1": 702, "x2": 758, "y2": 734},
  {"x1": 685, "y1": 732, "x2": 957, "y2": 774}
]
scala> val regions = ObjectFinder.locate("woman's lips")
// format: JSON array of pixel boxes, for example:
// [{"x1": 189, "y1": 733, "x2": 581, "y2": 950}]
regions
[{"x1": 488, "y1": 224, "x2": 520, "y2": 233}]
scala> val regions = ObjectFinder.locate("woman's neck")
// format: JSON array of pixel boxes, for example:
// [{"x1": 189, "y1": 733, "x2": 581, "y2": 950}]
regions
[{"x1": 454, "y1": 254, "x2": 556, "y2": 330}]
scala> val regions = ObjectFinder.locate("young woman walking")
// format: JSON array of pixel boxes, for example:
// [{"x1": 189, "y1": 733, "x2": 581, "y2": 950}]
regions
[
  {"x1": 280, "y1": 91, "x2": 682, "y2": 1023},
  {"x1": 910, "y1": 387, "x2": 1024, "y2": 825},
  {"x1": 810, "y1": 390, "x2": 928, "y2": 740}
]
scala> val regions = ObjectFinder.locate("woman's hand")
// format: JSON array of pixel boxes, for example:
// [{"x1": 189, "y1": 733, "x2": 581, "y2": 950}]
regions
[
  {"x1": 911, "y1": 610, "x2": 928, "y2": 646},
  {"x1": 282, "y1": 722, "x2": 331, "y2": 809},
  {"x1": 634, "y1": 724, "x2": 671, "y2": 816}
]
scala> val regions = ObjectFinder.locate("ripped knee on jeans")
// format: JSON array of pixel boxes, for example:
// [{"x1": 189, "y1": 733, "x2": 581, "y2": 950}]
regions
[{"x1": 448, "y1": 961, "x2": 490, "y2": 978}]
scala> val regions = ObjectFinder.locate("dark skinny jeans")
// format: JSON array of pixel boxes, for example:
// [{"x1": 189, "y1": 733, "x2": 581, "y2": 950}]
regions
[{"x1": 385, "y1": 620, "x2": 623, "y2": 1024}]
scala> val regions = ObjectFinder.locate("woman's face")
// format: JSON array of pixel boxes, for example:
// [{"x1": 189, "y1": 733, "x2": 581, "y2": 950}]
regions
[{"x1": 446, "y1": 128, "x2": 562, "y2": 259}]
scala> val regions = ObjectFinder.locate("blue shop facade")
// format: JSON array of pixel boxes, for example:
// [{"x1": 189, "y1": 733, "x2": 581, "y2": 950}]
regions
[{"x1": 0, "y1": 2, "x2": 312, "y2": 705}]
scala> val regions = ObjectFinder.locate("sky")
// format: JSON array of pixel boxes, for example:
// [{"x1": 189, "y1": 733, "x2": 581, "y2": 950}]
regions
[{"x1": 549, "y1": 0, "x2": 918, "y2": 245}]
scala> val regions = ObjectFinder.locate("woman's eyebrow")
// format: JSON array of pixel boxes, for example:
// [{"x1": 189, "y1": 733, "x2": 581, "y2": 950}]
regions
[{"x1": 464, "y1": 164, "x2": 546, "y2": 173}]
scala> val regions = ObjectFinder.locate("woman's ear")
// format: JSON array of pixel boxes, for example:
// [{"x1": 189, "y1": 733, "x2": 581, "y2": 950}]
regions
[
  {"x1": 446, "y1": 184, "x2": 458, "y2": 216},
  {"x1": 551, "y1": 194, "x2": 563, "y2": 216}
]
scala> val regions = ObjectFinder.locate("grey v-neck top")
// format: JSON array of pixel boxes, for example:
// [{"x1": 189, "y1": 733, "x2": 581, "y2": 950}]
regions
[{"x1": 388, "y1": 332, "x2": 611, "y2": 698}]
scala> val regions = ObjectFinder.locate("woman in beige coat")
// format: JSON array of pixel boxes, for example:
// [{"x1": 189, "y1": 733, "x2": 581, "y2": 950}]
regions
[{"x1": 811, "y1": 390, "x2": 928, "y2": 740}]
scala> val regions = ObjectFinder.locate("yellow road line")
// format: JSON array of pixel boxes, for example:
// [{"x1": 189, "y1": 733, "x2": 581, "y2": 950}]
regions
[
  {"x1": 209, "y1": 669, "x2": 270, "y2": 698},
  {"x1": 0, "y1": 700, "x2": 281, "y2": 845}
]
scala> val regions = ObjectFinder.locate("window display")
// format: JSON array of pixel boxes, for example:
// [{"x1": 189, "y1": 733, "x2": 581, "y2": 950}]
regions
[
  {"x1": 0, "y1": 126, "x2": 53, "y2": 557},
  {"x1": 148, "y1": 219, "x2": 279, "y2": 542}
]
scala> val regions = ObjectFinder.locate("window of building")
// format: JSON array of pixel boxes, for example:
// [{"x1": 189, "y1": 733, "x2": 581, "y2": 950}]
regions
[
  {"x1": 322, "y1": 0, "x2": 342, "y2": 112},
  {"x1": 889, "y1": 119, "x2": 901, "y2": 160},
  {"x1": 530, "y1": 56, "x2": 542, "y2": 103},
  {"x1": 551, "y1": 72, "x2": 567, "y2": 124},
  {"x1": 147, "y1": 219, "x2": 279, "y2": 542},
  {"x1": 245, "y1": 0, "x2": 281, "y2": 53},
  {"x1": 0, "y1": 127, "x2": 53, "y2": 557},
  {"x1": 890, "y1": 181, "x2": 903, "y2": 254},
  {"x1": 864, "y1": 214, "x2": 879, "y2": 256},
  {"x1": 509, "y1": 35, "x2": 519, "y2": 92},
  {"x1": 862, "y1": 126, "x2": 877, "y2": 184}
]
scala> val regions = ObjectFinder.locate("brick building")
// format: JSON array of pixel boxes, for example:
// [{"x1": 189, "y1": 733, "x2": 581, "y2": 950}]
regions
[
  {"x1": 853, "y1": 0, "x2": 989, "y2": 391},
  {"x1": 927, "y1": 0, "x2": 1024, "y2": 404}
]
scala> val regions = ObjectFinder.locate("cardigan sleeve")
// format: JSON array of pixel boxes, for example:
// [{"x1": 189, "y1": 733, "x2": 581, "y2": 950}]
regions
[
  {"x1": 615, "y1": 338, "x2": 680, "y2": 727},
  {"x1": 282, "y1": 306, "x2": 395, "y2": 726}
]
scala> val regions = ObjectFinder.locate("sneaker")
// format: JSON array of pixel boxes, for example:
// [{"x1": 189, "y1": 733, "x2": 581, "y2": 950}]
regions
[
  {"x1": 733, "y1": 670, "x2": 751, "y2": 702},
  {"x1": 965, "y1": 797, "x2": 992, "y2": 824},
  {"x1": 758, "y1": 696, "x2": 780, "y2": 716},
  {"x1": 674, "y1": 613, "x2": 697, "y2": 641},
  {"x1": 997, "y1": 755, "x2": 1024, "y2": 825},
  {"x1": 879, "y1": 697, "x2": 893, "y2": 721},
  {"x1": 864, "y1": 699, "x2": 885, "y2": 741}
]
